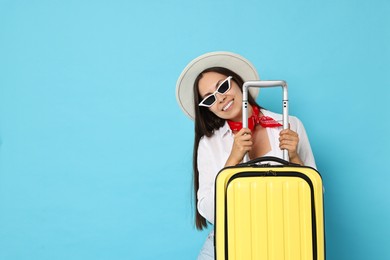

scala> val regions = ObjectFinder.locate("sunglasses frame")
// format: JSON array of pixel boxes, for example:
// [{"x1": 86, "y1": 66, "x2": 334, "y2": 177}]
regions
[{"x1": 198, "y1": 76, "x2": 233, "y2": 107}]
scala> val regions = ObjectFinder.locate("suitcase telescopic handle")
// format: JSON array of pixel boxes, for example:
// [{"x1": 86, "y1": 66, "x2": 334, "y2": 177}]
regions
[{"x1": 242, "y1": 80, "x2": 289, "y2": 162}]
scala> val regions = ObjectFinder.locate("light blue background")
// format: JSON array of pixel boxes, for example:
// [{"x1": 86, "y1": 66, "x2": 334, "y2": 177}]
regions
[{"x1": 0, "y1": 0, "x2": 389, "y2": 259}]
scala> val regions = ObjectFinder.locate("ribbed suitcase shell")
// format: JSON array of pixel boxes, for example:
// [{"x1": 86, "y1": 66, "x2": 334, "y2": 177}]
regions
[{"x1": 215, "y1": 164, "x2": 325, "y2": 260}]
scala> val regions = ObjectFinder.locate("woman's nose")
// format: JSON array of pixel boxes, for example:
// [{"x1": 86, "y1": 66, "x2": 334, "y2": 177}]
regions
[{"x1": 216, "y1": 93, "x2": 226, "y2": 103}]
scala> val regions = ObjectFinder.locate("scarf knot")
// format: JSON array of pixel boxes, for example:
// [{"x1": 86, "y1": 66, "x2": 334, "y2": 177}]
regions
[{"x1": 227, "y1": 106, "x2": 282, "y2": 131}]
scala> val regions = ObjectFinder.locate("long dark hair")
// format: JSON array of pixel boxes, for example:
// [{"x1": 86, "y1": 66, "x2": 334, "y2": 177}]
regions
[{"x1": 192, "y1": 67, "x2": 259, "y2": 230}]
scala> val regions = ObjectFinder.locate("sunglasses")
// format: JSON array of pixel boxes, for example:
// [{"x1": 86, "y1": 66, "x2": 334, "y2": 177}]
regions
[{"x1": 198, "y1": 76, "x2": 232, "y2": 107}]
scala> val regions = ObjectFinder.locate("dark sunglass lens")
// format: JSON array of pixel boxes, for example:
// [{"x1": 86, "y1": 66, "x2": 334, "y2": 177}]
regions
[
  {"x1": 202, "y1": 96, "x2": 216, "y2": 106},
  {"x1": 218, "y1": 80, "x2": 230, "y2": 94}
]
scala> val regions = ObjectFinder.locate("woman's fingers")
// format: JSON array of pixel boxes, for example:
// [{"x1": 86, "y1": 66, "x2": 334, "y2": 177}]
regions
[
  {"x1": 279, "y1": 129, "x2": 299, "y2": 142},
  {"x1": 226, "y1": 129, "x2": 253, "y2": 166},
  {"x1": 234, "y1": 128, "x2": 253, "y2": 152},
  {"x1": 279, "y1": 129, "x2": 299, "y2": 156},
  {"x1": 238, "y1": 128, "x2": 252, "y2": 136}
]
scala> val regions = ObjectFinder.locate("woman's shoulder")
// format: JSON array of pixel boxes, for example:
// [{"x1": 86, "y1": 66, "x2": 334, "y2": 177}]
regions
[{"x1": 199, "y1": 122, "x2": 231, "y2": 145}]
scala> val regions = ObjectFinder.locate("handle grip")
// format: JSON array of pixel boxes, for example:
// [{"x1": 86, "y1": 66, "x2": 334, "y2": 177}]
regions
[
  {"x1": 242, "y1": 80, "x2": 289, "y2": 162},
  {"x1": 238, "y1": 156, "x2": 298, "y2": 167}
]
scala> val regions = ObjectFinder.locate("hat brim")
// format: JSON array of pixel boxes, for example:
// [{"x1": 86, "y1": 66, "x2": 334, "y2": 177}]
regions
[{"x1": 176, "y1": 51, "x2": 260, "y2": 120}]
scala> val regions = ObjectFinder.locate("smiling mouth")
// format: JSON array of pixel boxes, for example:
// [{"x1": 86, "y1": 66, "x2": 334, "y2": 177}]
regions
[{"x1": 222, "y1": 100, "x2": 234, "y2": 111}]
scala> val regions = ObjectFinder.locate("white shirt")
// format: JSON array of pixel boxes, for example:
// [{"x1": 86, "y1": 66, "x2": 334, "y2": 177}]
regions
[{"x1": 196, "y1": 109, "x2": 316, "y2": 224}]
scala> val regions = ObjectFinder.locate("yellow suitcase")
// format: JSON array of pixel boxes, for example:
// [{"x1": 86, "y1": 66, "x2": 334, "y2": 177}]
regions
[
  {"x1": 214, "y1": 81, "x2": 325, "y2": 259},
  {"x1": 214, "y1": 156, "x2": 325, "y2": 260}
]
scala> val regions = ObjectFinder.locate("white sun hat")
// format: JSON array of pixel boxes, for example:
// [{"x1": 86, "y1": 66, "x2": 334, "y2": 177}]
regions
[{"x1": 176, "y1": 51, "x2": 260, "y2": 120}]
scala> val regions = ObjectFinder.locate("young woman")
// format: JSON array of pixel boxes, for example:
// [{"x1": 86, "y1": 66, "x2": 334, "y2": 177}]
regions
[{"x1": 176, "y1": 52, "x2": 316, "y2": 259}]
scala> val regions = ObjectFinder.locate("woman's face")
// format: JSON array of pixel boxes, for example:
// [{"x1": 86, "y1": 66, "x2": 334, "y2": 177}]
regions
[{"x1": 198, "y1": 71, "x2": 243, "y2": 122}]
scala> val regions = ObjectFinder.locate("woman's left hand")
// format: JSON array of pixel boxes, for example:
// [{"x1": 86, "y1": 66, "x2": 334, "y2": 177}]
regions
[{"x1": 279, "y1": 128, "x2": 303, "y2": 165}]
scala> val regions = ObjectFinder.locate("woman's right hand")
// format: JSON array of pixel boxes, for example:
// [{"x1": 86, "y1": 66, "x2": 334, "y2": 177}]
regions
[{"x1": 225, "y1": 128, "x2": 253, "y2": 167}]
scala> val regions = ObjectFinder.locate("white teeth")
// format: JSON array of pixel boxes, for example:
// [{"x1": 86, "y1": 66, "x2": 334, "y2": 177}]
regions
[{"x1": 223, "y1": 100, "x2": 233, "y2": 111}]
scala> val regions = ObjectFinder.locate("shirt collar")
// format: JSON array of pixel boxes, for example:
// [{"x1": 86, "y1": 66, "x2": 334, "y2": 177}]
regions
[{"x1": 216, "y1": 121, "x2": 232, "y2": 139}]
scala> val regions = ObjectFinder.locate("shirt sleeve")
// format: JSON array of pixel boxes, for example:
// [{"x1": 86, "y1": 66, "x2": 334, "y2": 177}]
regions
[{"x1": 196, "y1": 137, "x2": 218, "y2": 224}]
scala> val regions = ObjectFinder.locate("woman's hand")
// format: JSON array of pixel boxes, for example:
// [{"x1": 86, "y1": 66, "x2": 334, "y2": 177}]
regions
[
  {"x1": 279, "y1": 128, "x2": 303, "y2": 165},
  {"x1": 225, "y1": 128, "x2": 252, "y2": 167}
]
